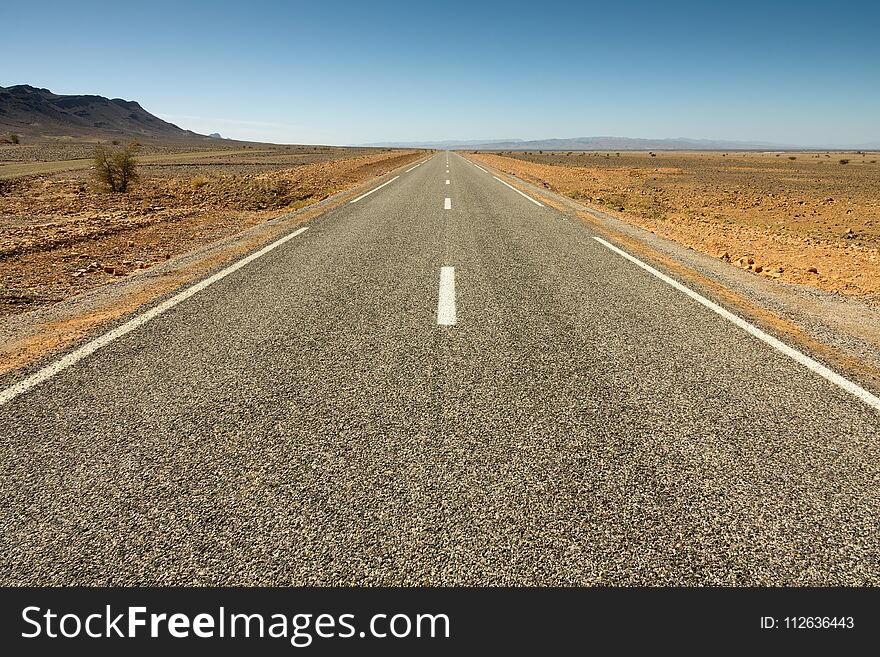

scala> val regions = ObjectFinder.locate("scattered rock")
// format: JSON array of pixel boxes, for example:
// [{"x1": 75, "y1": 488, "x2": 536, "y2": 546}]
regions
[{"x1": 807, "y1": 267, "x2": 819, "y2": 274}]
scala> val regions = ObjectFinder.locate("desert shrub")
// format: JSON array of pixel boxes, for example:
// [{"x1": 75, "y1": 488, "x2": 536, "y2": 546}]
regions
[
  {"x1": 92, "y1": 141, "x2": 141, "y2": 192},
  {"x1": 111, "y1": 139, "x2": 120, "y2": 145},
  {"x1": 10, "y1": 133, "x2": 19, "y2": 144},
  {"x1": 190, "y1": 175, "x2": 210, "y2": 189},
  {"x1": 788, "y1": 156, "x2": 796, "y2": 160},
  {"x1": 839, "y1": 159, "x2": 850, "y2": 164}
]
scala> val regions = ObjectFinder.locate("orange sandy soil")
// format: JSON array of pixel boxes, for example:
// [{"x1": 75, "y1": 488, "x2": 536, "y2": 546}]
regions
[
  {"x1": 0, "y1": 146, "x2": 421, "y2": 316},
  {"x1": 470, "y1": 151, "x2": 880, "y2": 305}
]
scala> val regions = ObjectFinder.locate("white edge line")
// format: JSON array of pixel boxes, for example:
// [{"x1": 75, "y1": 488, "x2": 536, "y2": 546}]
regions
[
  {"x1": 592, "y1": 236, "x2": 880, "y2": 412},
  {"x1": 349, "y1": 175, "x2": 399, "y2": 203},
  {"x1": 493, "y1": 176, "x2": 544, "y2": 207},
  {"x1": 0, "y1": 226, "x2": 311, "y2": 407},
  {"x1": 405, "y1": 157, "x2": 430, "y2": 172},
  {"x1": 473, "y1": 163, "x2": 488, "y2": 173}
]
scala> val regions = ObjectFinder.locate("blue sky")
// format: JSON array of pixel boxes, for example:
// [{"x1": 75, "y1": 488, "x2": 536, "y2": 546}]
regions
[{"x1": 3, "y1": 0, "x2": 879, "y2": 146}]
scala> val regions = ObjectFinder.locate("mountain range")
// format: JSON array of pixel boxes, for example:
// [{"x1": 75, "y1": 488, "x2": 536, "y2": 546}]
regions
[
  {"x1": 0, "y1": 85, "x2": 209, "y2": 141},
  {"x1": 3, "y1": 85, "x2": 876, "y2": 150},
  {"x1": 363, "y1": 136, "x2": 880, "y2": 151},
  {"x1": 363, "y1": 137, "x2": 796, "y2": 151}
]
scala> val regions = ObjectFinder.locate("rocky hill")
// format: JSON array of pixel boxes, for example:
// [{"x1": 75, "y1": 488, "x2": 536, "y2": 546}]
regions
[{"x1": 0, "y1": 85, "x2": 208, "y2": 142}]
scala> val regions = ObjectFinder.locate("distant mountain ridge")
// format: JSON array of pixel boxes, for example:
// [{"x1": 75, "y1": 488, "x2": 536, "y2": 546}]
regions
[
  {"x1": 363, "y1": 136, "x2": 798, "y2": 151},
  {"x1": 368, "y1": 136, "x2": 880, "y2": 150},
  {"x1": 0, "y1": 85, "x2": 208, "y2": 141}
]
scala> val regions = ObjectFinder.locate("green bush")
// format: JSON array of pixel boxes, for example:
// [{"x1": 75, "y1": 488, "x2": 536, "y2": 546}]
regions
[{"x1": 93, "y1": 141, "x2": 141, "y2": 192}]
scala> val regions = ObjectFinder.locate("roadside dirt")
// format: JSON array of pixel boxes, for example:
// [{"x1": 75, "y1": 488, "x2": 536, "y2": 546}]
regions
[
  {"x1": 0, "y1": 146, "x2": 420, "y2": 316},
  {"x1": 470, "y1": 151, "x2": 880, "y2": 305}
]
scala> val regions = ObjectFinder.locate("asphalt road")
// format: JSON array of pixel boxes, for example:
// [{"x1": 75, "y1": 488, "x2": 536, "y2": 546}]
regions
[{"x1": 1, "y1": 152, "x2": 878, "y2": 585}]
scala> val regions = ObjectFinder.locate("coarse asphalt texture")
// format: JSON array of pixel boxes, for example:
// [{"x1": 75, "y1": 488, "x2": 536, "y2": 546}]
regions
[{"x1": 1, "y1": 153, "x2": 878, "y2": 585}]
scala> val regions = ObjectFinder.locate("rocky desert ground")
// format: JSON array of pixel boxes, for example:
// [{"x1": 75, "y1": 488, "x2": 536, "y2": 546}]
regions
[
  {"x1": 470, "y1": 150, "x2": 880, "y2": 305},
  {"x1": 0, "y1": 142, "x2": 420, "y2": 316}
]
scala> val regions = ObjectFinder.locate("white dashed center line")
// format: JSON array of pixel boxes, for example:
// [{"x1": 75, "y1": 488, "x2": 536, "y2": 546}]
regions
[
  {"x1": 445, "y1": 180, "x2": 450, "y2": 185},
  {"x1": 444, "y1": 197, "x2": 452, "y2": 210},
  {"x1": 437, "y1": 267, "x2": 457, "y2": 326}
]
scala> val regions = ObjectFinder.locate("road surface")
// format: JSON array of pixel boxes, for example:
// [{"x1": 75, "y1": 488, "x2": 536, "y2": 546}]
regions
[{"x1": 1, "y1": 152, "x2": 878, "y2": 585}]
